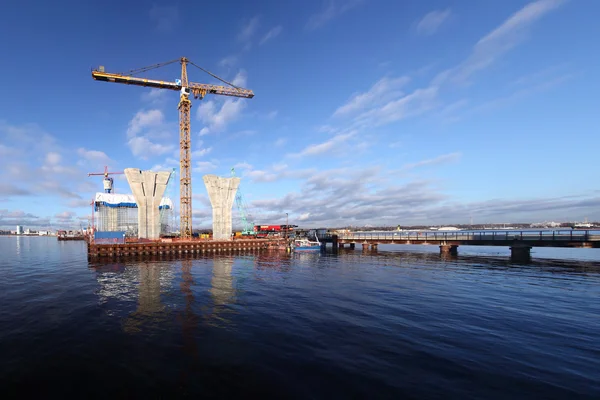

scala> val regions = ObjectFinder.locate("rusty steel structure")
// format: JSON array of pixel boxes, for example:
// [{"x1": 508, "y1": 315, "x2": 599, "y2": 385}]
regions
[
  {"x1": 88, "y1": 238, "x2": 286, "y2": 258},
  {"x1": 91, "y1": 57, "x2": 254, "y2": 239}
]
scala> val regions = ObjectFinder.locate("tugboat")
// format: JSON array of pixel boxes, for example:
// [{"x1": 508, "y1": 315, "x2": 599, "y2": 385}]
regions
[{"x1": 292, "y1": 233, "x2": 321, "y2": 251}]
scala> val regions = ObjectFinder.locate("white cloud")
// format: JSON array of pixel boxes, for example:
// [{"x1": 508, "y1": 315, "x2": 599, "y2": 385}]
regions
[
  {"x1": 400, "y1": 152, "x2": 462, "y2": 171},
  {"x1": 141, "y1": 89, "x2": 169, "y2": 105},
  {"x1": 196, "y1": 98, "x2": 246, "y2": 136},
  {"x1": 193, "y1": 161, "x2": 217, "y2": 173},
  {"x1": 245, "y1": 169, "x2": 278, "y2": 183},
  {"x1": 434, "y1": 0, "x2": 566, "y2": 86},
  {"x1": 274, "y1": 138, "x2": 287, "y2": 147},
  {"x1": 0, "y1": 144, "x2": 13, "y2": 156},
  {"x1": 333, "y1": 76, "x2": 410, "y2": 117},
  {"x1": 149, "y1": 4, "x2": 179, "y2": 32},
  {"x1": 150, "y1": 157, "x2": 179, "y2": 172},
  {"x1": 127, "y1": 136, "x2": 174, "y2": 159},
  {"x1": 352, "y1": 86, "x2": 438, "y2": 128},
  {"x1": 329, "y1": 0, "x2": 565, "y2": 133},
  {"x1": 237, "y1": 163, "x2": 315, "y2": 184},
  {"x1": 219, "y1": 55, "x2": 238, "y2": 68},
  {"x1": 55, "y1": 211, "x2": 76, "y2": 220},
  {"x1": 306, "y1": 0, "x2": 364, "y2": 31},
  {"x1": 191, "y1": 147, "x2": 212, "y2": 158},
  {"x1": 238, "y1": 16, "x2": 259, "y2": 43},
  {"x1": 478, "y1": 0, "x2": 564, "y2": 46},
  {"x1": 45, "y1": 152, "x2": 61, "y2": 165},
  {"x1": 298, "y1": 213, "x2": 310, "y2": 221},
  {"x1": 77, "y1": 148, "x2": 112, "y2": 166},
  {"x1": 291, "y1": 131, "x2": 357, "y2": 158},
  {"x1": 415, "y1": 9, "x2": 451, "y2": 36},
  {"x1": 127, "y1": 109, "x2": 164, "y2": 138},
  {"x1": 232, "y1": 69, "x2": 247, "y2": 87},
  {"x1": 41, "y1": 152, "x2": 79, "y2": 176},
  {"x1": 125, "y1": 109, "x2": 176, "y2": 159},
  {"x1": 260, "y1": 26, "x2": 282, "y2": 45}
]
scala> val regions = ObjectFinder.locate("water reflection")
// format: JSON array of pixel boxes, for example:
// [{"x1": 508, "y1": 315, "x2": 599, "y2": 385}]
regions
[
  {"x1": 210, "y1": 257, "x2": 234, "y2": 306},
  {"x1": 123, "y1": 261, "x2": 170, "y2": 334},
  {"x1": 180, "y1": 258, "x2": 198, "y2": 358},
  {"x1": 90, "y1": 260, "x2": 174, "y2": 332},
  {"x1": 15, "y1": 236, "x2": 21, "y2": 257}
]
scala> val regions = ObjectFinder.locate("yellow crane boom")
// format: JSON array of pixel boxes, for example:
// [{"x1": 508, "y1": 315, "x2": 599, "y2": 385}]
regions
[{"x1": 91, "y1": 57, "x2": 254, "y2": 239}]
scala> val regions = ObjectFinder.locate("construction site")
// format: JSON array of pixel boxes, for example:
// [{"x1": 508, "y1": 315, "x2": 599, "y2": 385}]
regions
[{"x1": 87, "y1": 57, "x2": 288, "y2": 258}]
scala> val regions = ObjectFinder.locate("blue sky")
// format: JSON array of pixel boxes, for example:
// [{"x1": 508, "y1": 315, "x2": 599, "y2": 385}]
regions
[{"x1": 1, "y1": 0, "x2": 599, "y2": 230}]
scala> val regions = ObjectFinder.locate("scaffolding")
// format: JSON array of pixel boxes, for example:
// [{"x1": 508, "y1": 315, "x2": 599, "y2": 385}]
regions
[{"x1": 94, "y1": 193, "x2": 173, "y2": 238}]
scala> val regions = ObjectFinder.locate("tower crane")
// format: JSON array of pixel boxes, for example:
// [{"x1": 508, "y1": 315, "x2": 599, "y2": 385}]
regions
[
  {"x1": 88, "y1": 165, "x2": 123, "y2": 194},
  {"x1": 91, "y1": 57, "x2": 254, "y2": 239}
]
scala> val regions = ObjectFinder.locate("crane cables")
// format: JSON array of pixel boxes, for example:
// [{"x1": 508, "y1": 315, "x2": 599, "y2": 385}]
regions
[
  {"x1": 188, "y1": 60, "x2": 242, "y2": 89},
  {"x1": 119, "y1": 58, "x2": 180, "y2": 77}
]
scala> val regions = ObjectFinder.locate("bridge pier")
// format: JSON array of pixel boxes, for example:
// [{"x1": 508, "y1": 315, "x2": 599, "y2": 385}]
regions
[
  {"x1": 339, "y1": 242, "x2": 345, "y2": 249},
  {"x1": 349, "y1": 243, "x2": 355, "y2": 250},
  {"x1": 510, "y1": 244, "x2": 532, "y2": 262},
  {"x1": 361, "y1": 243, "x2": 378, "y2": 251},
  {"x1": 440, "y1": 244, "x2": 458, "y2": 255}
]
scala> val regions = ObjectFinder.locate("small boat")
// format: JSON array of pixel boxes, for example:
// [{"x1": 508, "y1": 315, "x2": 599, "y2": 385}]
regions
[{"x1": 293, "y1": 234, "x2": 321, "y2": 251}]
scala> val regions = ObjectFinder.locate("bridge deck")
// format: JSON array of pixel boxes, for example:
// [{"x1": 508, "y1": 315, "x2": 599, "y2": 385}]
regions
[{"x1": 331, "y1": 230, "x2": 600, "y2": 248}]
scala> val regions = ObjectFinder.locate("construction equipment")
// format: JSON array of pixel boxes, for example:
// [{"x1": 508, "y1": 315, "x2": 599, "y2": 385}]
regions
[
  {"x1": 91, "y1": 57, "x2": 255, "y2": 239},
  {"x1": 88, "y1": 165, "x2": 123, "y2": 193},
  {"x1": 230, "y1": 168, "x2": 255, "y2": 236}
]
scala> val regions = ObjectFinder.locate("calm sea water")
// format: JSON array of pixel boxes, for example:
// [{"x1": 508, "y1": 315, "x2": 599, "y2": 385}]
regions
[{"x1": 1, "y1": 236, "x2": 599, "y2": 398}]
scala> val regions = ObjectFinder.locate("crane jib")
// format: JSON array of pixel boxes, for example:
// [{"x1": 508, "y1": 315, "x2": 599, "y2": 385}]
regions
[
  {"x1": 91, "y1": 71, "x2": 180, "y2": 90},
  {"x1": 91, "y1": 71, "x2": 255, "y2": 98}
]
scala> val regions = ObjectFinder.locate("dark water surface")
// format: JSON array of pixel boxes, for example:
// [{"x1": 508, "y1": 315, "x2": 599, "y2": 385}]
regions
[{"x1": 1, "y1": 237, "x2": 600, "y2": 398}]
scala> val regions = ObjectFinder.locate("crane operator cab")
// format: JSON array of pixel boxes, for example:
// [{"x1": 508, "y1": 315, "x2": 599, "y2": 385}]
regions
[
  {"x1": 103, "y1": 177, "x2": 114, "y2": 193},
  {"x1": 180, "y1": 87, "x2": 191, "y2": 97}
]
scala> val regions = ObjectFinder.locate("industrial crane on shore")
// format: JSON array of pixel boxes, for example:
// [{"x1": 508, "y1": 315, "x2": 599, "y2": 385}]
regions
[{"x1": 91, "y1": 57, "x2": 254, "y2": 239}]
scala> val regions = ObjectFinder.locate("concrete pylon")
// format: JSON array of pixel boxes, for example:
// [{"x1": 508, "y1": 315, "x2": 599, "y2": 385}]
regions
[
  {"x1": 124, "y1": 168, "x2": 171, "y2": 240},
  {"x1": 203, "y1": 175, "x2": 240, "y2": 240}
]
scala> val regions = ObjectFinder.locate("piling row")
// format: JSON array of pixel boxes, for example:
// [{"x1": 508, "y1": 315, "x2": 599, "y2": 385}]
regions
[{"x1": 88, "y1": 239, "x2": 286, "y2": 258}]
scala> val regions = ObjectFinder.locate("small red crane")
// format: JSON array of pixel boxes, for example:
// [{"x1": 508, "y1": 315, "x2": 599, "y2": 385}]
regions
[{"x1": 88, "y1": 166, "x2": 123, "y2": 194}]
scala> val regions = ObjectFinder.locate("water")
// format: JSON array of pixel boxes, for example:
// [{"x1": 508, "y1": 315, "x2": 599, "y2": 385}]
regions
[{"x1": 1, "y1": 236, "x2": 600, "y2": 398}]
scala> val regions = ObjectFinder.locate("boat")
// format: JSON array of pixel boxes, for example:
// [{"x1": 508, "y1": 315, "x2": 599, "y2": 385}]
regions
[{"x1": 293, "y1": 234, "x2": 321, "y2": 251}]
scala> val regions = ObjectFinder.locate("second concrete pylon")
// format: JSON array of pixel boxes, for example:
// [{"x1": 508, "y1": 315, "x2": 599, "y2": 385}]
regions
[
  {"x1": 203, "y1": 175, "x2": 240, "y2": 240},
  {"x1": 125, "y1": 168, "x2": 171, "y2": 240}
]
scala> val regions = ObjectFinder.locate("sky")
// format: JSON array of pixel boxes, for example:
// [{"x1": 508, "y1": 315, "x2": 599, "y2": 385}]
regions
[{"x1": 1, "y1": 0, "x2": 600, "y2": 230}]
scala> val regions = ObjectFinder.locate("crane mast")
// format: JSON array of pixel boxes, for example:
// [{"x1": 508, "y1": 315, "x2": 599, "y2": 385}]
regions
[
  {"x1": 91, "y1": 57, "x2": 254, "y2": 239},
  {"x1": 178, "y1": 58, "x2": 192, "y2": 238}
]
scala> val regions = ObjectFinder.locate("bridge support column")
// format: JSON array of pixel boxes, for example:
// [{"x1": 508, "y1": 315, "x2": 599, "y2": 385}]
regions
[
  {"x1": 371, "y1": 243, "x2": 378, "y2": 251},
  {"x1": 362, "y1": 242, "x2": 369, "y2": 251},
  {"x1": 349, "y1": 243, "x2": 355, "y2": 250},
  {"x1": 510, "y1": 244, "x2": 532, "y2": 262},
  {"x1": 338, "y1": 242, "x2": 345, "y2": 249},
  {"x1": 440, "y1": 244, "x2": 458, "y2": 255},
  {"x1": 331, "y1": 234, "x2": 338, "y2": 251}
]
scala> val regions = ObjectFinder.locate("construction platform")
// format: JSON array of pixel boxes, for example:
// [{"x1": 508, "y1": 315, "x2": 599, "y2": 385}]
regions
[
  {"x1": 87, "y1": 238, "x2": 288, "y2": 258},
  {"x1": 58, "y1": 235, "x2": 86, "y2": 241}
]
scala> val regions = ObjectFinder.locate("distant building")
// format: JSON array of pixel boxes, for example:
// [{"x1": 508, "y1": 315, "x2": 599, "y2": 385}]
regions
[
  {"x1": 38, "y1": 230, "x2": 50, "y2": 236},
  {"x1": 16, "y1": 225, "x2": 24, "y2": 235}
]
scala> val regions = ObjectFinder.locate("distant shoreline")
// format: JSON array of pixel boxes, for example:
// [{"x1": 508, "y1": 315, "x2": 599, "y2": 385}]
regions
[{"x1": 0, "y1": 234, "x2": 57, "y2": 237}]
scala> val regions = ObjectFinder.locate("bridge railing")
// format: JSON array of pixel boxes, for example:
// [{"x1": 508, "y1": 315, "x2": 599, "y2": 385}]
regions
[{"x1": 335, "y1": 230, "x2": 599, "y2": 242}]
